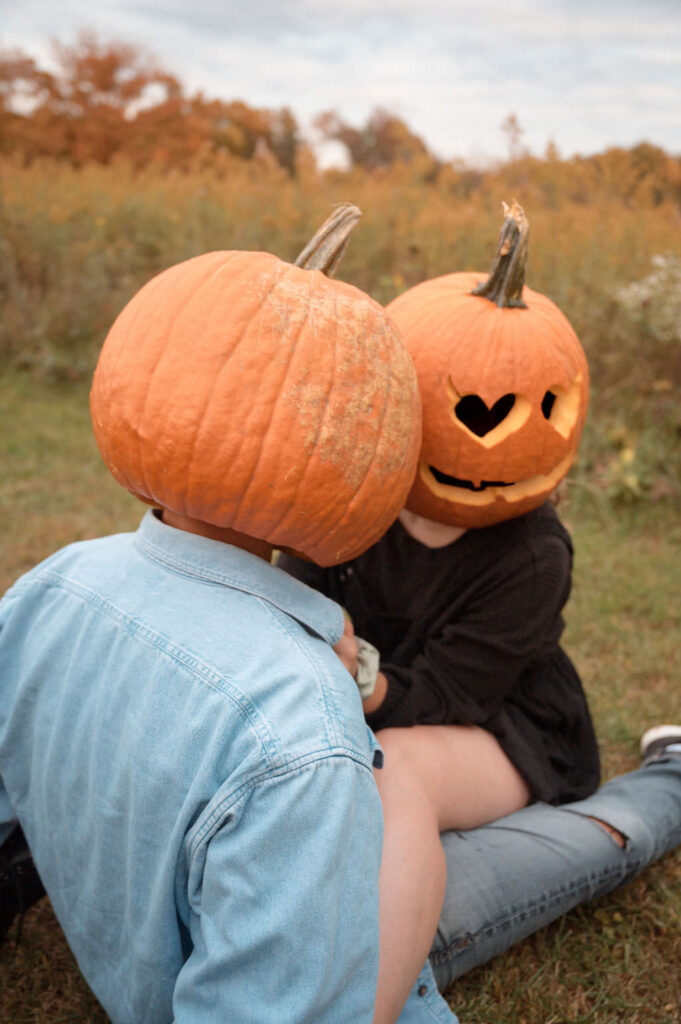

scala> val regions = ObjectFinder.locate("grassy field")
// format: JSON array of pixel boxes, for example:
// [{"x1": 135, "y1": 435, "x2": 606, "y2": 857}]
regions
[{"x1": 0, "y1": 370, "x2": 679, "y2": 1023}]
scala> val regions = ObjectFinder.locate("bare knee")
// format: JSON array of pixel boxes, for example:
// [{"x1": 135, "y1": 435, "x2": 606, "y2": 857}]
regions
[
  {"x1": 587, "y1": 816, "x2": 627, "y2": 848},
  {"x1": 373, "y1": 729, "x2": 439, "y2": 824},
  {"x1": 374, "y1": 727, "x2": 427, "y2": 777}
]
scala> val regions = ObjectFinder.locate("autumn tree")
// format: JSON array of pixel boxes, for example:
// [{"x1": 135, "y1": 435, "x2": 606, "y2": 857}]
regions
[
  {"x1": 315, "y1": 107, "x2": 433, "y2": 170},
  {"x1": 269, "y1": 107, "x2": 302, "y2": 175},
  {"x1": 587, "y1": 143, "x2": 681, "y2": 207},
  {"x1": 0, "y1": 34, "x2": 184, "y2": 164},
  {"x1": 0, "y1": 50, "x2": 56, "y2": 157},
  {"x1": 0, "y1": 34, "x2": 305, "y2": 172},
  {"x1": 51, "y1": 33, "x2": 184, "y2": 164}
]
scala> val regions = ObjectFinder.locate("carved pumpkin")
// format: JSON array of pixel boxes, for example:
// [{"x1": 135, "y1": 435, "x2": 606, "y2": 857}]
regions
[
  {"x1": 90, "y1": 206, "x2": 422, "y2": 566},
  {"x1": 386, "y1": 201, "x2": 589, "y2": 528}
]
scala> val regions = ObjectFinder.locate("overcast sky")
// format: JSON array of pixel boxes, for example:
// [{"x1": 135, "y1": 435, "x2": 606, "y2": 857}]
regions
[{"x1": 2, "y1": 0, "x2": 679, "y2": 165}]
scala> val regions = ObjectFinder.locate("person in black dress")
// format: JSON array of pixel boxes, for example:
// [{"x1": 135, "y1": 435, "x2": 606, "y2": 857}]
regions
[
  {"x1": 279, "y1": 492, "x2": 598, "y2": 1022},
  {"x1": 278, "y1": 203, "x2": 601, "y2": 1022}
]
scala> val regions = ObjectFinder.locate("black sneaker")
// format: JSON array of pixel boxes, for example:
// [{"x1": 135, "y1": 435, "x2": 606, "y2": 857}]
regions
[
  {"x1": 640, "y1": 725, "x2": 681, "y2": 766},
  {"x1": 0, "y1": 825, "x2": 46, "y2": 946}
]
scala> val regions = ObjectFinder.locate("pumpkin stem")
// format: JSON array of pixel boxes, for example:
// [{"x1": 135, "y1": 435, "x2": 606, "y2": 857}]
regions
[
  {"x1": 294, "y1": 203, "x2": 362, "y2": 277},
  {"x1": 471, "y1": 199, "x2": 529, "y2": 309}
]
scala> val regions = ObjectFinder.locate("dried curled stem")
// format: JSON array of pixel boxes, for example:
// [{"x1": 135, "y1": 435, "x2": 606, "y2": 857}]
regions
[
  {"x1": 471, "y1": 199, "x2": 529, "y2": 309},
  {"x1": 294, "y1": 203, "x2": 362, "y2": 278}
]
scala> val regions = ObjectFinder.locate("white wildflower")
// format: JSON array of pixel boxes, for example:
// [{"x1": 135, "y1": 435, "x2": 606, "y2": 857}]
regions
[{"x1": 616, "y1": 254, "x2": 681, "y2": 344}]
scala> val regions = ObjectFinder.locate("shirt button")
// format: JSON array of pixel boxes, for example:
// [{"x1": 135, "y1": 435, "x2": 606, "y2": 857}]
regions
[
  {"x1": 418, "y1": 984, "x2": 428, "y2": 997},
  {"x1": 346, "y1": 567, "x2": 354, "y2": 577}
]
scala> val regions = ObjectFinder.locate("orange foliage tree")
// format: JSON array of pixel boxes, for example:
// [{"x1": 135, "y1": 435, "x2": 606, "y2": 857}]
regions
[
  {"x1": 0, "y1": 33, "x2": 305, "y2": 172},
  {"x1": 315, "y1": 107, "x2": 435, "y2": 171}
]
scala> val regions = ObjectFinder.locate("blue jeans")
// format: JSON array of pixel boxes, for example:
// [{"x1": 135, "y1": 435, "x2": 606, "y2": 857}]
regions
[{"x1": 430, "y1": 760, "x2": 681, "y2": 989}]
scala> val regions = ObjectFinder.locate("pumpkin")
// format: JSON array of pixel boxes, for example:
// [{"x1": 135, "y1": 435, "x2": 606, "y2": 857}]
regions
[
  {"x1": 90, "y1": 205, "x2": 422, "y2": 566},
  {"x1": 386, "y1": 200, "x2": 589, "y2": 528}
]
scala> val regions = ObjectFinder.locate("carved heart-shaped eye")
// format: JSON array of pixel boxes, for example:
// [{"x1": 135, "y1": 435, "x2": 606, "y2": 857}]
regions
[{"x1": 455, "y1": 393, "x2": 515, "y2": 437}]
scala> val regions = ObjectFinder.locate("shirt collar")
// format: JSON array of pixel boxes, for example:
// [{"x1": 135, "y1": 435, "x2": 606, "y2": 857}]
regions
[{"x1": 134, "y1": 510, "x2": 344, "y2": 645}]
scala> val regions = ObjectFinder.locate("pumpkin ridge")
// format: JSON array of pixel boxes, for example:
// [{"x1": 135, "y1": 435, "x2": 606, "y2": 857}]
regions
[
  {"x1": 488, "y1": 312, "x2": 516, "y2": 485},
  {"x1": 260, "y1": 271, "x2": 342, "y2": 549},
  {"x1": 136, "y1": 291, "x2": 190, "y2": 507},
  {"x1": 320, "y1": 298, "x2": 391, "y2": 545},
  {"x1": 231, "y1": 263, "x2": 328, "y2": 537},
  {"x1": 532, "y1": 300, "x2": 585, "y2": 370},
  {"x1": 331, "y1": 314, "x2": 421, "y2": 557},
  {"x1": 454, "y1": 295, "x2": 491, "y2": 391},
  {"x1": 428, "y1": 290, "x2": 487, "y2": 388},
  {"x1": 229, "y1": 261, "x2": 292, "y2": 468},
  {"x1": 477, "y1": 310, "x2": 506, "y2": 437},
  {"x1": 225, "y1": 260, "x2": 295, "y2": 530},
  {"x1": 271, "y1": 276, "x2": 365, "y2": 550},
  {"x1": 144, "y1": 257, "x2": 249, "y2": 515},
  {"x1": 146, "y1": 259, "x2": 233, "y2": 514},
  {"x1": 277, "y1": 303, "x2": 409, "y2": 561},
  {"x1": 526, "y1": 298, "x2": 587, "y2": 390},
  {"x1": 98, "y1": 265, "x2": 172, "y2": 495},
  {"x1": 332, "y1": 363, "x2": 395, "y2": 555}
]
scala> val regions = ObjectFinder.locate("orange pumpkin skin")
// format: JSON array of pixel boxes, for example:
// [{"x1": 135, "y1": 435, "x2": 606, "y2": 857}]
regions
[
  {"x1": 90, "y1": 250, "x2": 421, "y2": 566},
  {"x1": 386, "y1": 270, "x2": 589, "y2": 529}
]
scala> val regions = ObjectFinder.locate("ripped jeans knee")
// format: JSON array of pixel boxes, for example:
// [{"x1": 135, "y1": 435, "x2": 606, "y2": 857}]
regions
[{"x1": 429, "y1": 764, "x2": 681, "y2": 990}]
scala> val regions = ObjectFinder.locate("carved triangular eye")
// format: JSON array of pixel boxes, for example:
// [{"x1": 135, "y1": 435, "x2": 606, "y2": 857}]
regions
[
  {"x1": 542, "y1": 391, "x2": 557, "y2": 419},
  {"x1": 455, "y1": 393, "x2": 515, "y2": 437}
]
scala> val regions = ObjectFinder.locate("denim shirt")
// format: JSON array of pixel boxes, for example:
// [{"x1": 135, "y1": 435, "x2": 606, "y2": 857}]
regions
[{"x1": 0, "y1": 510, "x2": 457, "y2": 1024}]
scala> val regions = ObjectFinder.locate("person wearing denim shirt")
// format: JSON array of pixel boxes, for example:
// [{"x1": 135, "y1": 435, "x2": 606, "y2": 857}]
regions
[
  {"x1": 2, "y1": 508, "x2": 681, "y2": 1023},
  {"x1": 3, "y1": 506, "x2": 681, "y2": 1021},
  {"x1": 0, "y1": 221, "x2": 459, "y2": 1023},
  {"x1": 0, "y1": 508, "x2": 458, "y2": 1023}
]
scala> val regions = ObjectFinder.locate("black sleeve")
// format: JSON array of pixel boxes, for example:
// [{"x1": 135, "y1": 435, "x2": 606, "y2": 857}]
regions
[{"x1": 366, "y1": 533, "x2": 573, "y2": 731}]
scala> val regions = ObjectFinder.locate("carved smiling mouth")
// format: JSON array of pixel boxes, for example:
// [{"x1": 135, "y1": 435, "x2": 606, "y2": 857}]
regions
[{"x1": 429, "y1": 465, "x2": 515, "y2": 492}]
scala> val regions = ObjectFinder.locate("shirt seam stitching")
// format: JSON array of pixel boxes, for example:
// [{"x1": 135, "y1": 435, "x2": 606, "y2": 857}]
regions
[
  {"x1": 188, "y1": 747, "x2": 376, "y2": 860},
  {"x1": 263, "y1": 601, "x2": 344, "y2": 750},
  {"x1": 30, "y1": 570, "x2": 282, "y2": 769}
]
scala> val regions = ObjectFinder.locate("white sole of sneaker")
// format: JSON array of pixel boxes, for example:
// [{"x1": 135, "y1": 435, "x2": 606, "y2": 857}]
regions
[{"x1": 641, "y1": 724, "x2": 681, "y2": 756}]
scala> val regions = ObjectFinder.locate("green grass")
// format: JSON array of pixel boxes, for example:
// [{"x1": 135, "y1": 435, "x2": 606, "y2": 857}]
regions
[
  {"x1": 0, "y1": 371, "x2": 141, "y2": 594},
  {"x1": 448, "y1": 494, "x2": 681, "y2": 1022},
  {"x1": 0, "y1": 370, "x2": 679, "y2": 1024}
]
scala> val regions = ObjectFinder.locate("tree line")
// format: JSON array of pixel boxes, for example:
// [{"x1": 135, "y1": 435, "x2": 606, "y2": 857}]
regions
[
  {"x1": 0, "y1": 33, "x2": 433, "y2": 174},
  {"x1": 1, "y1": 33, "x2": 680, "y2": 209}
]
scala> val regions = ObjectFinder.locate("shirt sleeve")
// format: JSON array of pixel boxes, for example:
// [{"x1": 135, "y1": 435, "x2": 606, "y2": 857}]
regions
[
  {"x1": 172, "y1": 755, "x2": 383, "y2": 1024},
  {"x1": 366, "y1": 533, "x2": 573, "y2": 731}
]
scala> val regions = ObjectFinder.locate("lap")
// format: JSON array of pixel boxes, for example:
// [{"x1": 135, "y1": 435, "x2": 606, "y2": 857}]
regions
[{"x1": 375, "y1": 724, "x2": 530, "y2": 831}]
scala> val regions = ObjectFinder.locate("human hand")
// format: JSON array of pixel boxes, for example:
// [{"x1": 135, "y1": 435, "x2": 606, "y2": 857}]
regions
[
  {"x1": 333, "y1": 620, "x2": 383, "y2": 705},
  {"x1": 333, "y1": 617, "x2": 359, "y2": 678},
  {"x1": 360, "y1": 670, "x2": 387, "y2": 713}
]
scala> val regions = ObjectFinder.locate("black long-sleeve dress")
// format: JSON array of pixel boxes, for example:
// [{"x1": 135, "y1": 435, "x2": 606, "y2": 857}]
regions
[{"x1": 278, "y1": 502, "x2": 600, "y2": 804}]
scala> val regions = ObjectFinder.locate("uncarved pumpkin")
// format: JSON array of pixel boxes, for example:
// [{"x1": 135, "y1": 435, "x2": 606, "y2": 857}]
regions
[
  {"x1": 90, "y1": 206, "x2": 422, "y2": 565},
  {"x1": 386, "y1": 201, "x2": 589, "y2": 528}
]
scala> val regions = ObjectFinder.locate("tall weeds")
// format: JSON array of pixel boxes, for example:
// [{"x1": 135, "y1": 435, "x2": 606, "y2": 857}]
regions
[{"x1": 1, "y1": 153, "x2": 679, "y2": 505}]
